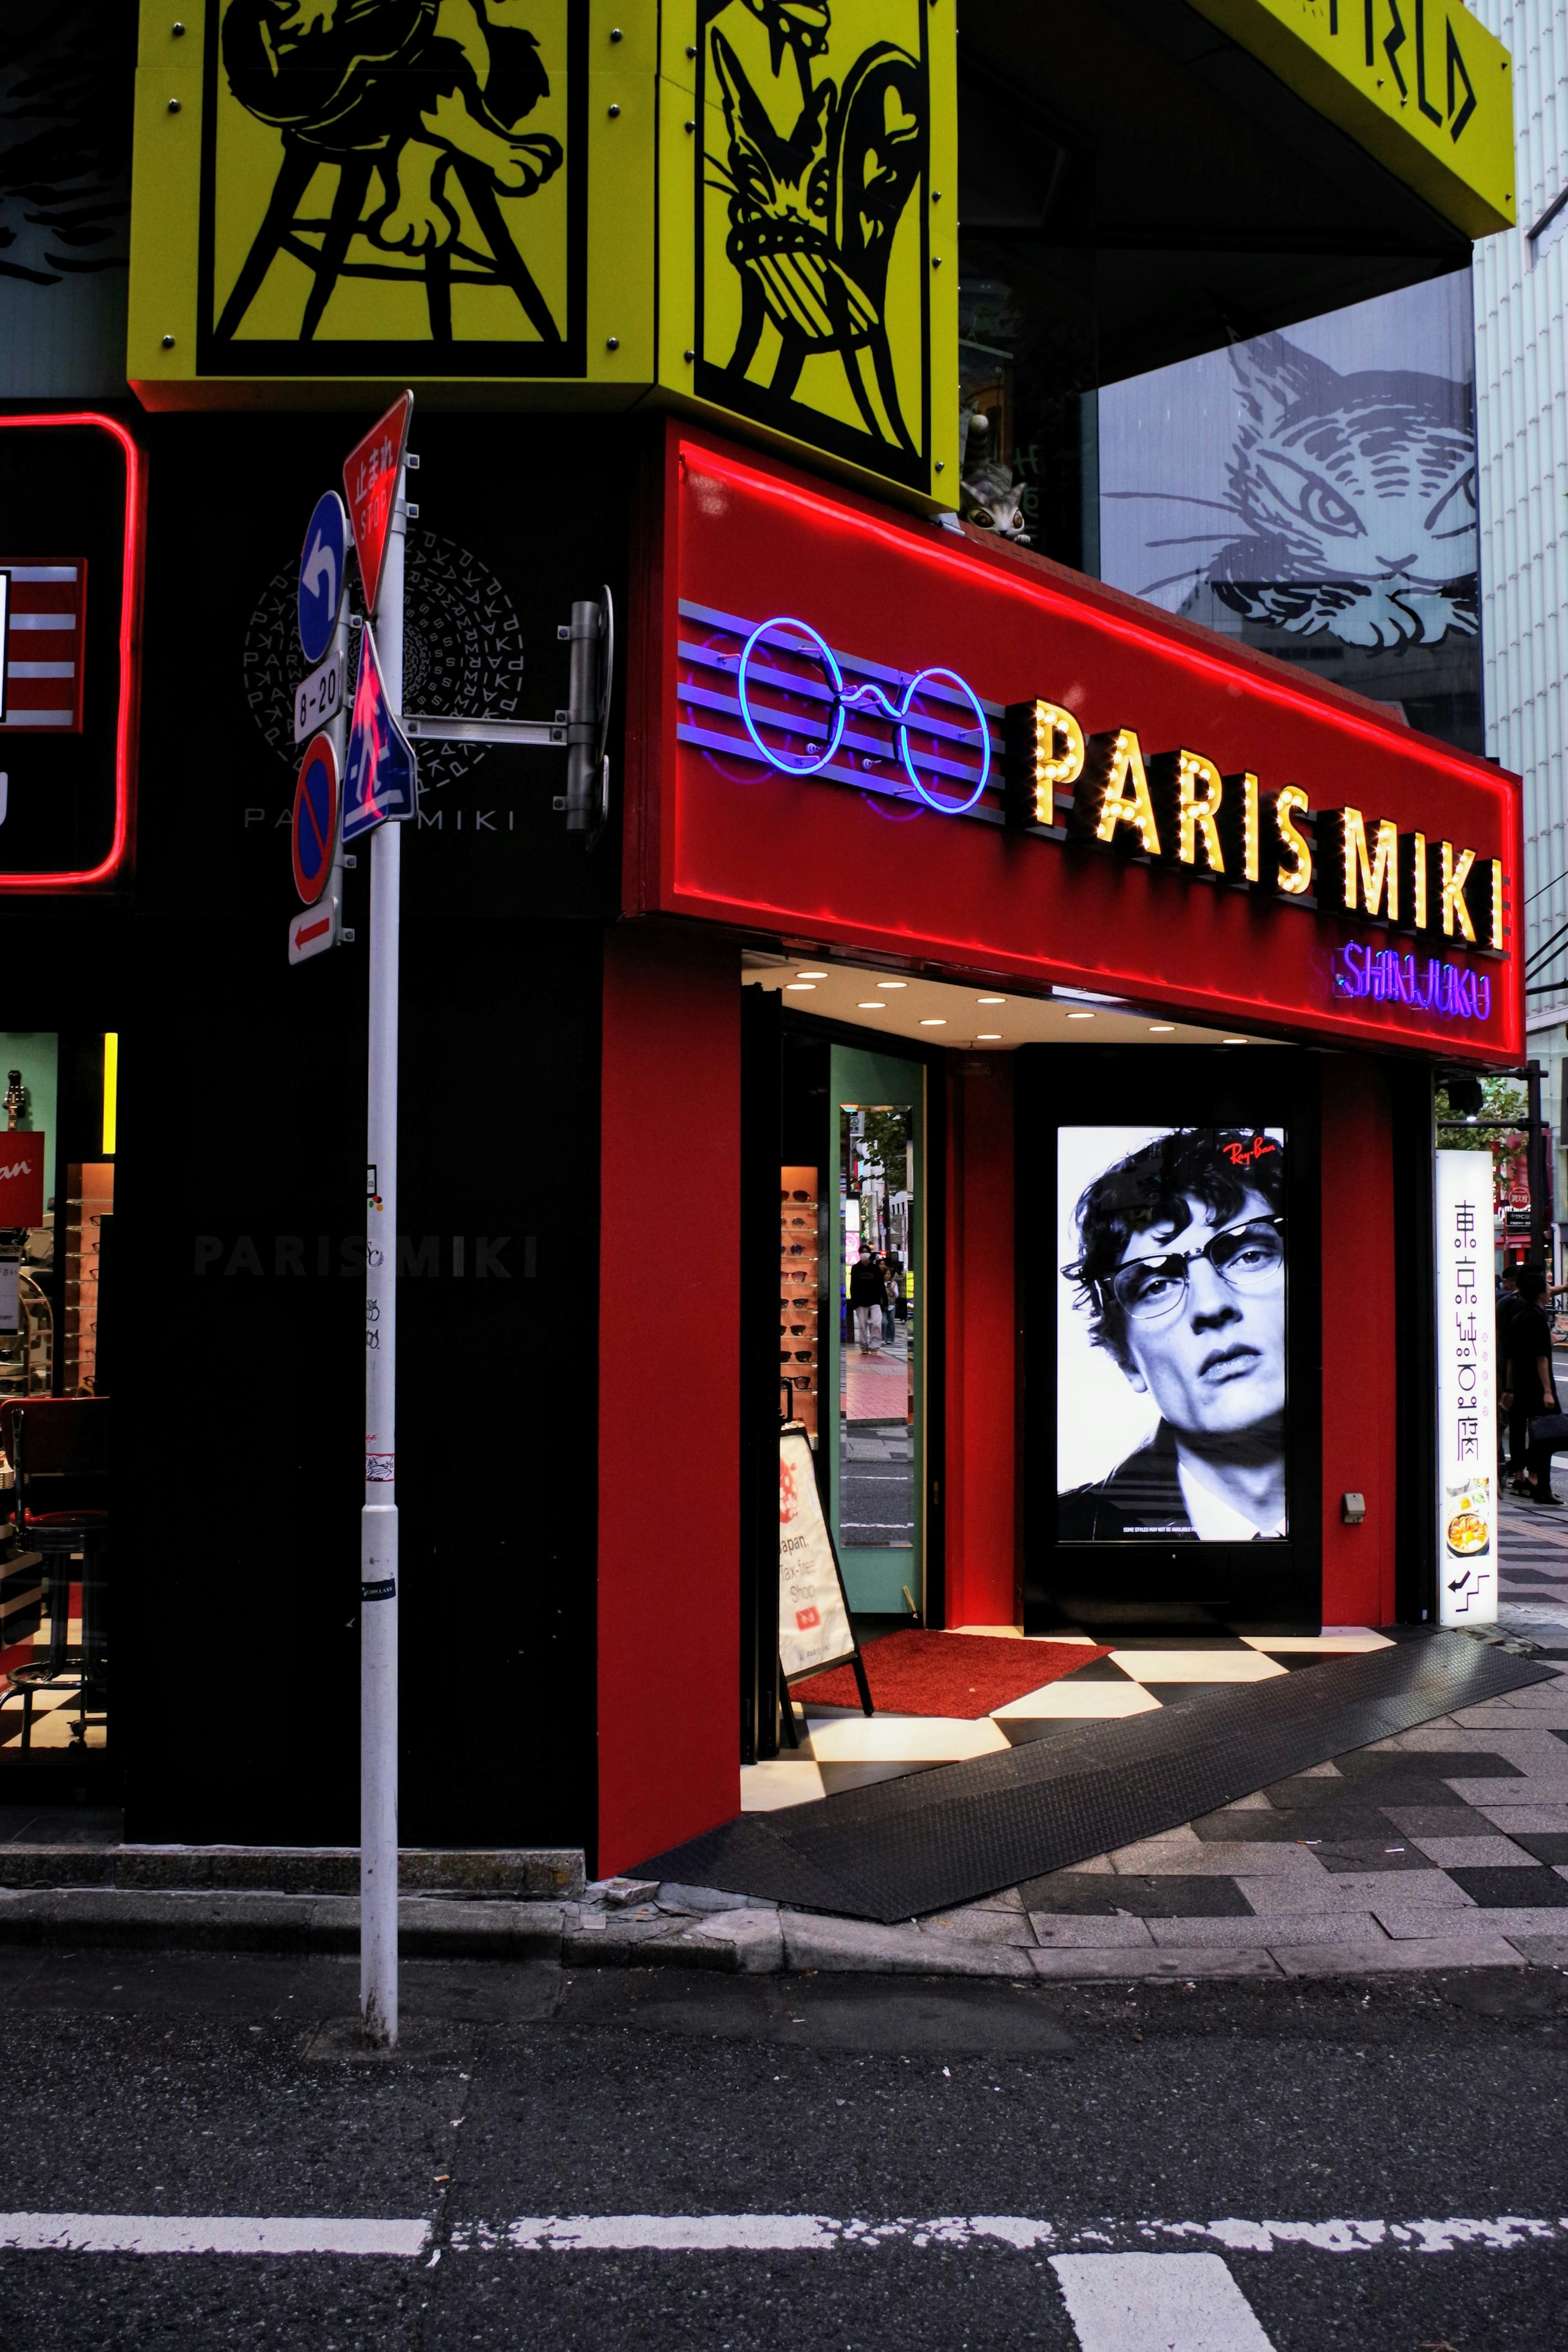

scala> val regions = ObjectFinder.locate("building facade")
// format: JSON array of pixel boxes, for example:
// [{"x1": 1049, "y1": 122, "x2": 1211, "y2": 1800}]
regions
[
  {"x1": 0, "y1": 2, "x2": 1529, "y2": 1876},
  {"x1": 1473, "y1": 0, "x2": 1568, "y2": 1260}
]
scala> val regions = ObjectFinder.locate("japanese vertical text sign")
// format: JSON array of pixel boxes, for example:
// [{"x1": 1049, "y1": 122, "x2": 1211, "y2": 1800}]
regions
[{"x1": 1436, "y1": 1150, "x2": 1497, "y2": 1627}]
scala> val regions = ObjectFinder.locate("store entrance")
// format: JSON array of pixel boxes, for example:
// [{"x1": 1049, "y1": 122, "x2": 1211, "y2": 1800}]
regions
[
  {"x1": 0, "y1": 1030, "x2": 116, "y2": 1777},
  {"x1": 824, "y1": 1044, "x2": 924, "y2": 1617}
]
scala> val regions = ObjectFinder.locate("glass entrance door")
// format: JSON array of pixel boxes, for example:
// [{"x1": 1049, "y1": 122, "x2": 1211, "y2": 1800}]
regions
[{"x1": 826, "y1": 1044, "x2": 923, "y2": 1616}]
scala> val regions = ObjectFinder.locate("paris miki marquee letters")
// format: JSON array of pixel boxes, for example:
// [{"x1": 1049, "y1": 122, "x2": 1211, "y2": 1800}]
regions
[{"x1": 686, "y1": 609, "x2": 1510, "y2": 1026}]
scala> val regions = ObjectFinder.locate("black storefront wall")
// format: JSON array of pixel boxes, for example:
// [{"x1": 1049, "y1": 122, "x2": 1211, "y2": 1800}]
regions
[{"x1": 106, "y1": 408, "x2": 637, "y2": 1846}]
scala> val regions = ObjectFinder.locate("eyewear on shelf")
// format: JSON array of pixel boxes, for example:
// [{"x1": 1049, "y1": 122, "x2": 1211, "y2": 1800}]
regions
[
  {"x1": 780, "y1": 1188, "x2": 815, "y2": 1202},
  {"x1": 779, "y1": 1350, "x2": 814, "y2": 1364},
  {"x1": 784, "y1": 1373, "x2": 814, "y2": 1389},
  {"x1": 1069, "y1": 1215, "x2": 1287, "y2": 1323}
]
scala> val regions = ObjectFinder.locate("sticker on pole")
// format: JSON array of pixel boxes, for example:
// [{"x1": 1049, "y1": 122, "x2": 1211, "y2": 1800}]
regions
[
  {"x1": 343, "y1": 392, "x2": 412, "y2": 620},
  {"x1": 342, "y1": 623, "x2": 417, "y2": 843},
  {"x1": 297, "y1": 489, "x2": 347, "y2": 665},
  {"x1": 288, "y1": 899, "x2": 339, "y2": 965},
  {"x1": 291, "y1": 731, "x2": 340, "y2": 905}
]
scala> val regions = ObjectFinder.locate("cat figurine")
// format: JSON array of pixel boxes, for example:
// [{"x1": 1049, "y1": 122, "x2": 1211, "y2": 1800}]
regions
[
  {"x1": 1208, "y1": 333, "x2": 1478, "y2": 649},
  {"x1": 960, "y1": 411, "x2": 1030, "y2": 542}
]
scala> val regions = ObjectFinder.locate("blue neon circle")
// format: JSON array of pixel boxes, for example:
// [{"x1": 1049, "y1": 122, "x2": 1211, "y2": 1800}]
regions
[
  {"x1": 895, "y1": 667, "x2": 991, "y2": 814},
  {"x1": 737, "y1": 617, "x2": 846, "y2": 776}
]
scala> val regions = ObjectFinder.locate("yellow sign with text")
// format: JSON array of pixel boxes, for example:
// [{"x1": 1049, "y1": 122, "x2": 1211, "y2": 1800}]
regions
[
  {"x1": 1188, "y1": 0, "x2": 1515, "y2": 234},
  {"x1": 128, "y1": 0, "x2": 957, "y2": 508}
]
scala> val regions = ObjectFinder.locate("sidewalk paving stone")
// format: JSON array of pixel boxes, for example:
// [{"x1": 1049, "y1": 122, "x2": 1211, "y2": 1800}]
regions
[
  {"x1": 919, "y1": 1907, "x2": 1039, "y2": 1946},
  {"x1": 1143, "y1": 1912, "x2": 1386, "y2": 1949},
  {"x1": 1028, "y1": 1945, "x2": 1284, "y2": 1981},
  {"x1": 1028, "y1": 1915, "x2": 1156, "y2": 1948},
  {"x1": 1405, "y1": 1836, "x2": 1538, "y2": 1868},
  {"x1": 1105, "y1": 1839, "x2": 1335, "y2": 1877},
  {"x1": 1508, "y1": 1934, "x2": 1568, "y2": 1965},
  {"x1": 1230, "y1": 1870, "x2": 1432, "y2": 1913},
  {"x1": 1373, "y1": 1903, "x2": 1568, "y2": 1940},
  {"x1": 1026, "y1": 1873, "x2": 1251, "y2": 1918},
  {"x1": 1271, "y1": 1935, "x2": 1526, "y2": 1976}
]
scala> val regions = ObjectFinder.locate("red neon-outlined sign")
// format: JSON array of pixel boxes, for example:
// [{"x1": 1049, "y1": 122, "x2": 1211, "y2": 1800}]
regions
[{"x1": 0, "y1": 412, "x2": 143, "y2": 891}]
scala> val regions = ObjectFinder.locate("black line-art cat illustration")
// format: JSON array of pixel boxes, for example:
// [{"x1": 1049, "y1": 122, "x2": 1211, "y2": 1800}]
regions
[
  {"x1": 217, "y1": 0, "x2": 563, "y2": 345},
  {"x1": 1108, "y1": 332, "x2": 1478, "y2": 651},
  {"x1": 702, "y1": 0, "x2": 926, "y2": 453}
]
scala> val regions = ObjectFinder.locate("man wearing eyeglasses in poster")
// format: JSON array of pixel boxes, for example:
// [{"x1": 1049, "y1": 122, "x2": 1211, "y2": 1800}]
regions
[{"x1": 1058, "y1": 1128, "x2": 1288, "y2": 1542}]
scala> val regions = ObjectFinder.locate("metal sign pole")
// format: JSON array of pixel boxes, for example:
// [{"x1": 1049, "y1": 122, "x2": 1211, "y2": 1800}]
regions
[{"x1": 360, "y1": 467, "x2": 406, "y2": 2049}]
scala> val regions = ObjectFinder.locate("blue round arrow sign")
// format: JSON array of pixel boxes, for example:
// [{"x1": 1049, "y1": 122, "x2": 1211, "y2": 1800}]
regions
[
  {"x1": 292, "y1": 732, "x2": 339, "y2": 907},
  {"x1": 298, "y1": 490, "x2": 348, "y2": 666}
]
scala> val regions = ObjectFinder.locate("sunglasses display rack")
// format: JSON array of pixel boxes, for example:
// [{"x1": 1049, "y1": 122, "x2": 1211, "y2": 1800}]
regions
[{"x1": 780, "y1": 1165, "x2": 820, "y2": 1441}]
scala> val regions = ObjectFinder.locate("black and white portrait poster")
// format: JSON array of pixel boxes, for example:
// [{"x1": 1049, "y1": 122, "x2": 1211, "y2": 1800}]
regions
[{"x1": 1057, "y1": 1126, "x2": 1289, "y2": 1544}]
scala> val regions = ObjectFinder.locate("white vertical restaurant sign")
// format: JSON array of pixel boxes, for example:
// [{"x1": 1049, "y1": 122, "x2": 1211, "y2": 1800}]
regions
[
  {"x1": 779, "y1": 1426, "x2": 855, "y2": 1680},
  {"x1": 1435, "y1": 1149, "x2": 1497, "y2": 1627}
]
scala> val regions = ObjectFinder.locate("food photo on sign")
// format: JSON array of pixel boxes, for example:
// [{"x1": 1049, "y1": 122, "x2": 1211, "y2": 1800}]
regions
[{"x1": 1056, "y1": 1126, "x2": 1288, "y2": 1545}]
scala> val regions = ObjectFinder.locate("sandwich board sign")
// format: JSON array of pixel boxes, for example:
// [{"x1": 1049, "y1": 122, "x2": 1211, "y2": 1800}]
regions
[{"x1": 778, "y1": 1425, "x2": 860, "y2": 1685}]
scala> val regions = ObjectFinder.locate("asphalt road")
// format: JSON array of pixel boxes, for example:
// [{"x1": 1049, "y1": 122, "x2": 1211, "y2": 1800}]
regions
[{"x1": 3, "y1": 1946, "x2": 1567, "y2": 2349}]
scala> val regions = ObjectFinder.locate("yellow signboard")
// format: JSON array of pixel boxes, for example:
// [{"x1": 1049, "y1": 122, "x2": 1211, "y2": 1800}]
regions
[
  {"x1": 660, "y1": 0, "x2": 956, "y2": 499},
  {"x1": 128, "y1": 0, "x2": 956, "y2": 508},
  {"x1": 1188, "y1": 0, "x2": 1515, "y2": 235}
]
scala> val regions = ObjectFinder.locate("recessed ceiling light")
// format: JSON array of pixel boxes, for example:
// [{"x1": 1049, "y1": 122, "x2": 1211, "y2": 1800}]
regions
[
  {"x1": 977, "y1": 995, "x2": 1006, "y2": 1005},
  {"x1": 877, "y1": 979, "x2": 907, "y2": 989},
  {"x1": 796, "y1": 970, "x2": 827, "y2": 979},
  {"x1": 920, "y1": 1017, "x2": 946, "y2": 1026},
  {"x1": 976, "y1": 1033, "x2": 1001, "y2": 1041},
  {"x1": 1066, "y1": 1010, "x2": 1094, "y2": 1020},
  {"x1": 1149, "y1": 1023, "x2": 1175, "y2": 1033},
  {"x1": 1222, "y1": 1036, "x2": 1248, "y2": 1045},
  {"x1": 857, "y1": 1001, "x2": 887, "y2": 1010},
  {"x1": 785, "y1": 982, "x2": 815, "y2": 992}
]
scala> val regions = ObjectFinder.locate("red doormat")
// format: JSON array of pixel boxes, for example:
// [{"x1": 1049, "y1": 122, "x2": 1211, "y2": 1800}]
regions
[{"x1": 793, "y1": 1631, "x2": 1114, "y2": 1719}]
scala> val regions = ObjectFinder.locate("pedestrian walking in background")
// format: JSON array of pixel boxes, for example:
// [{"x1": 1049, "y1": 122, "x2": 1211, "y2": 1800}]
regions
[
  {"x1": 1497, "y1": 1264, "x2": 1523, "y2": 1474},
  {"x1": 1501, "y1": 1265, "x2": 1562, "y2": 1505},
  {"x1": 850, "y1": 1245, "x2": 883, "y2": 1352}
]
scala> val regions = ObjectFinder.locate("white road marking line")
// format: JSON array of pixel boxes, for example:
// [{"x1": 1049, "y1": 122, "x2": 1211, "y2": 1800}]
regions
[
  {"x1": 1052, "y1": 2253, "x2": 1276, "y2": 2351},
  {"x1": 448, "y1": 2212, "x2": 1568, "y2": 2254},
  {"x1": 0, "y1": 2215, "x2": 430, "y2": 2256},
  {"x1": 4, "y1": 2210, "x2": 1566, "y2": 2260}
]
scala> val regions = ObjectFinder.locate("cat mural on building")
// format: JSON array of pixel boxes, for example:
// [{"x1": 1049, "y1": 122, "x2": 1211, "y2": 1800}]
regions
[
  {"x1": 1203, "y1": 334, "x2": 1478, "y2": 651},
  {"x1": 695, "y1": 0, "x2": 933, "y2": 490},
  {"x1": 1099, "y1": 287, "x2": 1483, "y2": 750}
]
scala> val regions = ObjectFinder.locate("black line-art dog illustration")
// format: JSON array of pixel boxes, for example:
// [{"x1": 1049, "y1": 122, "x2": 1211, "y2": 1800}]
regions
[
  {"x1": 216, "y1": 0, "x2": 564, "y2": 345},
  {"x1": 702, "y1": 0, "x2": 926, "y2": 453}
]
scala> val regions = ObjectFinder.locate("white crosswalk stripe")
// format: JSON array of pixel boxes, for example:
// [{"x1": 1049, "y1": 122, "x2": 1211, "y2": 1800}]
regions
[{"x1": 1052, "y1": 2254, "x2": 1276, "y2": 2351}]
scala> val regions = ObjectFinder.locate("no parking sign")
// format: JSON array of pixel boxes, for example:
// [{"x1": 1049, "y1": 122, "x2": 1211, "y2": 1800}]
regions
[{"x1": 292, "y1": 731, "x2": 340, "y2": 906}]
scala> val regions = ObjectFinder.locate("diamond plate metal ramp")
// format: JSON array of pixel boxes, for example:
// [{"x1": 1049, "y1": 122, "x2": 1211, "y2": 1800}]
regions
[{"x1": 635, "y1": 1632, "x2": 1553, "y2": 1924}]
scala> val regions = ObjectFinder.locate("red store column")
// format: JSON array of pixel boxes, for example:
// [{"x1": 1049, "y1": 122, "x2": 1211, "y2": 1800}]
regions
[
  {"x1": 1319, "y1": 1054, "x2": 1398, "y2": 1629},
  {"x1": 597, "y1": 922, "x2": 741, "y2": 1872},
  {"x1": 945, "y1": 1054, "x2": 1019, "y2": 1629}
]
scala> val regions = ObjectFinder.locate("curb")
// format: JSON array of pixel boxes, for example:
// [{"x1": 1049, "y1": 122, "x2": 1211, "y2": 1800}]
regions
[
  {"x1": 0, "y1": 1846, "x2": 584, "y2": 1899},
  {"x1": 0, "y1": 1886, "x2": 1558, "y2": 1981}
]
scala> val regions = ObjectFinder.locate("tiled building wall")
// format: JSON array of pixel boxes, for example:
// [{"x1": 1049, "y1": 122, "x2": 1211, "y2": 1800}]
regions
[{"x1": 1473, "y1": 0, "x2": 1568, "y2": 1233}]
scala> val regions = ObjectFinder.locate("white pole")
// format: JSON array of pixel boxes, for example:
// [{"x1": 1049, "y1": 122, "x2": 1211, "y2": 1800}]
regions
[{"x1": 360, "y1": 469, "x2": 405, "y2": 2048}]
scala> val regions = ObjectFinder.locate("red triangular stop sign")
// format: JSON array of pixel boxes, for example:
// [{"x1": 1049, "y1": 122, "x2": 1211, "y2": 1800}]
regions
[{"x1": 343, "y1": 391, "x2": 413, "y2": 619}]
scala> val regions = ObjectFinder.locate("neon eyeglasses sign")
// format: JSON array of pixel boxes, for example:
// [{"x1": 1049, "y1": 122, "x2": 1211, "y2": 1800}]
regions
[
  {"x1": 735, "y1": 615, "x2": 991, "y2": 815},
  {"x1": 679, "y1": 603, "x2": 997, "y2": 817}
]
